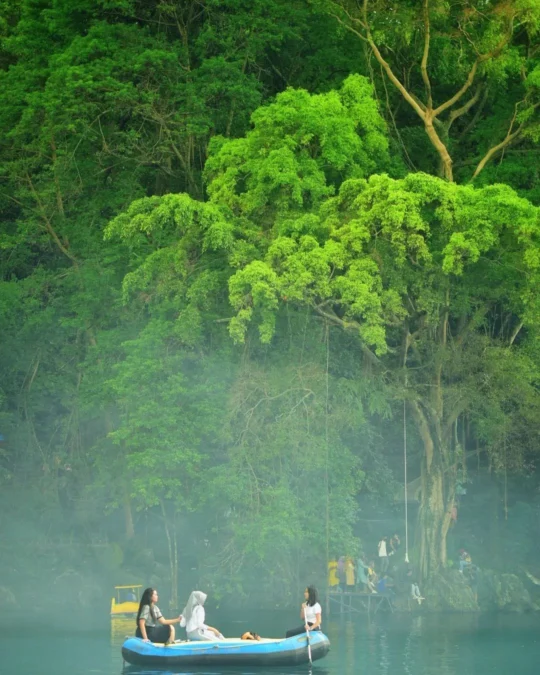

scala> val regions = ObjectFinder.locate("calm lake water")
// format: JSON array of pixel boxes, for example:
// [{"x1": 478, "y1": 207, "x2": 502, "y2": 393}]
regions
[{"x1": 2, "y1": 611, "x2": 539, "y2": 675}]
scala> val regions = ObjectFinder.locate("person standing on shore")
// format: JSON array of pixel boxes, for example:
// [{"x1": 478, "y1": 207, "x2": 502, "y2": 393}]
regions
[{"x1": 378, "y1": 536, "x2": 389, "y2": 574}]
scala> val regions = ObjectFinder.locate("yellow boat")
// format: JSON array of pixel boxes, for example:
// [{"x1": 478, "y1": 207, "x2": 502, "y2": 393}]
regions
[{"x1": 110, "y1": 584, "x2": 142, "y2": 618}]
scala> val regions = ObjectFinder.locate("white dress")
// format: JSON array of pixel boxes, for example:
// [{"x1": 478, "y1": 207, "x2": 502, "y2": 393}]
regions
[{"x1": 181, "y1": 605, "x2": 223, "y2": 641}]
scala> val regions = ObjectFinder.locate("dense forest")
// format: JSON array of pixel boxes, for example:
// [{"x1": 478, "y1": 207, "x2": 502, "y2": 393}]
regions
[{"x1": 2, "y1": 0, "x2": 540, "y2": 612}]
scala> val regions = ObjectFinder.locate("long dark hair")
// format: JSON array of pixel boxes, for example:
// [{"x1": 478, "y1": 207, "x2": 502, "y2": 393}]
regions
[
  {"x1": 306, "y1": 585, "x2": 319, "y2": 607},
  {"x1": 136, "y1": 587, "x2": 156, "y2": 623}
]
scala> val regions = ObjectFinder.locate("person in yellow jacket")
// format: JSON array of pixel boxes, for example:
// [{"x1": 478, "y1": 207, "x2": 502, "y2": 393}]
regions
[
  {"x1": 345, "y1": 556, "x2": 355, "y2": 589},
  {"x1": 328, "y1": 558, "x2": 339, "y2": 587}
]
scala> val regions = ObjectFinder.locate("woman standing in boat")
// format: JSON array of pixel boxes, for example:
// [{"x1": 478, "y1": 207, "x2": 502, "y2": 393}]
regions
[
  {"x1": 286, "y1": 585, "x2": 322, "y2": 638},
  {"x1": 180, "y1": 590, "x2": 224, "y2": 641},
  {"x1": 136, "y1": 587, "x2": 183, "y2": 645}
]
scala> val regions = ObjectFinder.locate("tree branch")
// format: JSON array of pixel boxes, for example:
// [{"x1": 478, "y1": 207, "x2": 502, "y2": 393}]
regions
[
  {"x1": 472, "y1": 130, "x2": 523, "y2": 180},
  {"x1": 380, "y1": 64, "x2": 417, "y2": 171},
  {"x1": 313, "y1": 305, "x2": 382, "y2": 368},
  {"x1": 25, "y1": 173, "x2": 79, "y2": 267},
  {"x1": 421, "y1": 0, "x2": 433, "y2": 109},
  {"x1": 329, "y1": 1, "x2": 518, "y2": 182},
  {"x1": 470, "y1": 101, "x2": 539, "y2": 180},
  {"x1": 359, "y1": 0, "x2": 457, "y2": 178},
  {"x1": 433, "y1": 61, "x2": 479, "y2": 118},
  {"x1": 329, "y1": 10, "x2": 368, "y2": 44},
  {"x1": 366, "y1": 44, "x2": 427, "y2": 121},
  {"x1": 424, "y1": 113, "x2": 454, "y2": 180},
  {"x1": 509, "y1": 321, "x2": 523, "y2": 346},
  {"x1": 446, "y1": 85, "x2": 483, "y2": 132},
  {"x1": 433, "y1": 22, "x2": 514, "y2": 118},
  {"x1": 457, "y1": 86, "x2": 490, "y2": 140},
  {"x1": 409, "y1": 399, "x2": 434, "y2": 472},
  {"x1": 455, "y1": 304, "x2": 489, "y2": 346}
]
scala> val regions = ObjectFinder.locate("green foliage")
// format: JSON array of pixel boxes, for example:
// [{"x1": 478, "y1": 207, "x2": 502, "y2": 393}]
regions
[
  {"x1": 2, "y1": 0, "x2": 540, "y2": 605},
  {"x1": 206, "y1": 75, "x2": 393, "y2": 220},
  {"x1": 201, "y1": 328, "x2": 366, "y2": 599},
  {"x1": 219, "y1": 162, "x2": 540, "y2": 575},
  {"x1": 226, "y1": 172, "x2": 540, "y2": 348},
  {"x1": 104, "y1": 320, "x2": 229, "y2": 510}
]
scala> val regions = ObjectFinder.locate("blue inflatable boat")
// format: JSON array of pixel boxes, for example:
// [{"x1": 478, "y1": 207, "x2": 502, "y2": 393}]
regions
[{"x1": 121, "y1": 631, "x2": 330, "y2": 666}]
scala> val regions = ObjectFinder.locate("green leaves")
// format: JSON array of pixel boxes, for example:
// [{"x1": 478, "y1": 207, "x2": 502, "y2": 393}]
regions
[
  {"x1": 203, "y1": 345, "x2": 365, "y2": 593},
  {"x1": 106, "y1": 193, "x2": 234, "y2": 321},
  {"x1": 106, "y1": 193, "x2": 234, "y2": 253},
  {"x1": 228, "y1": 261, "x2": 279, "y2": 343},
  {"x1": 205, "y1": 75, "x2": 392, "y2": 219},
  {"x1": 104, "y1": 320, "x2": 224, "y2": 510},
  {"x1": 3, "y1": 0, "x2": 540, "y2": 598}
]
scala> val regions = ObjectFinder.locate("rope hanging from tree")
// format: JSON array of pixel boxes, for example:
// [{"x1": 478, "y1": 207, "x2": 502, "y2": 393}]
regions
[
  {"x1": 404, "y1": 399, "x2": 410, "y2": 564},
  {"x1": 325, "y1": 322, "x2": 330, "y2": 569}
]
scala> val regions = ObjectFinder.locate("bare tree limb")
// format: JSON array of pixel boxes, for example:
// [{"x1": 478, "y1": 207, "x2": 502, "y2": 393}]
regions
[
  {"x1": 509, "y1": 321, "x2": 523, "y2": 346},
  {"x1": 379, "y1": 64, "x2": 417, "y2": 171},
  {"x1": 458, "y1": 86, "x2": 490, "y2": 140},
  {"x1": 313, "y1": 305, "x2": 382, "y2": 368},
  {"x1": 358, "y1": 0, "x2": 456, "y2": 178},
  {"x1": 424, "y1": 113, "x2": 454, "y2": 180},
  {"x1": 447, "y1": 85, "x2": 483, "y2": 132},
  {"x1": 25, "y1": 173, "x2": 79, "y2": 267},
  {"x1": 329, "y1": 11, "x2": 368, "y2": 43},
  {"x1": 433, "y1": 22, "x2": 514, "y2": 118},
  {"x1": 421, "y1": 0, "x2": 433, "y2": 108},
  {"x1": 360, "y1": 0, "x2": 426, "y2": 121},
  {"x1": 471, "y1": 129, "x2": 522, "y2": 179},
  {"x1": 329, "y1": 1, "x2": 517, "y2": 182},
  {"x1": 433, "y1": 61, "x2": 480, "y2": 118},
  {"x1": 470, "y1": 101, "x2": 539, "y2": 180}
]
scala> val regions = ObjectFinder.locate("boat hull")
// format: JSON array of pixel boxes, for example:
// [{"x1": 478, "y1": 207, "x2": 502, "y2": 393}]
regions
[{"x1": 121, "y1": 632, "x2": 330, "y2": 667}]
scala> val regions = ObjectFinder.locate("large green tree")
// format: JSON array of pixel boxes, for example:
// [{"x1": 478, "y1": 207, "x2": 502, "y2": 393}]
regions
[{"x1": 222, "y1": 169, "x2": 540, "y2": 576}]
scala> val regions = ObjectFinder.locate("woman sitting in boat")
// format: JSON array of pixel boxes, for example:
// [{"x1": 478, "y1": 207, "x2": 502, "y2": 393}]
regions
[
  {"x1": 136, "y1": 587, "x2": 183, "y2": 645},
  {"x1": 180, "y1": 590, "x2": 224, "y2": 641},
  {"x1": 285, "y1": 585, "x2": 322, "y2": 638}
]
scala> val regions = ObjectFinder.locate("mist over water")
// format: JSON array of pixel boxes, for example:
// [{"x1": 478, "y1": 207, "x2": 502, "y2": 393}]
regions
[{"x1": 3, "y1": 611, "x2": 539, "y2": 675}]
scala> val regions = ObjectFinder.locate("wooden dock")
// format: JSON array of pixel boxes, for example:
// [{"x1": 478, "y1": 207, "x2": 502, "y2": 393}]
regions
[{"x1": 326, "y1": 589, "x2": 394, "y2": 616}]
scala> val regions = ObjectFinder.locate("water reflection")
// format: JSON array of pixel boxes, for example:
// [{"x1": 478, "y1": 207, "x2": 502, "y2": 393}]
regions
[
  {"x1": 403, "y1": 616, "x2": 422, "y2": 675},
  {"x1": 2, "y1": 610, "x2": 540, "y2": 675},
  {"x1": 112, "y1": 618, "x2": 135, "y2": 644},
  {"x1": 105, "y1": 612, "x2": 540, "y2": 675}
]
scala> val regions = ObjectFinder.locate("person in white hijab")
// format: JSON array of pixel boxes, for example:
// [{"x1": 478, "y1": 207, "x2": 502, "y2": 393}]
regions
[{"x1": 180, "y1": 591, "x2": 224, "y2": 641}]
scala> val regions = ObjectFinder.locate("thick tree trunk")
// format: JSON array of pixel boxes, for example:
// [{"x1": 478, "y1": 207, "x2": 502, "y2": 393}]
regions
[
  {"x1": 418, "y1": 462, "x2": 454, "y2": 578},
  {"x1": 411, "y1": 400, "x2": 456, "y2": 578},
  {"x1": 425, "y1": 116, "x2": 453, "y2": 181}
]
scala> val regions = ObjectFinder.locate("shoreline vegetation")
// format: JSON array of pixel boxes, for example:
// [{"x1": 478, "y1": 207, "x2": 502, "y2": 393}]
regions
[{"x1": 1, "y1": 565, "x2": 540, "y2": 615}]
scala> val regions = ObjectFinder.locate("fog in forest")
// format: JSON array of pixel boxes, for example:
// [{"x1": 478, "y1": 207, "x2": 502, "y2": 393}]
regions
[{"x1": 2, "y1": 0, "x2": 540, "y2": 623}]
